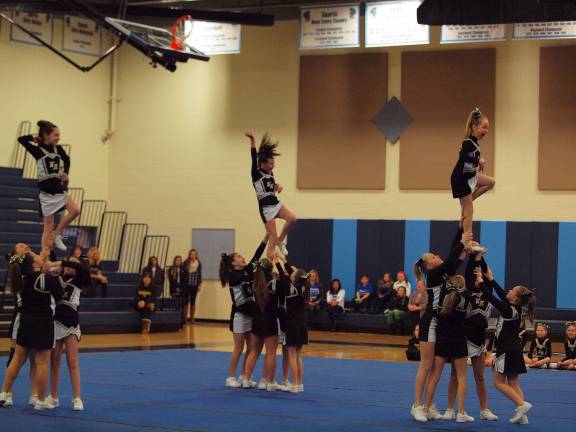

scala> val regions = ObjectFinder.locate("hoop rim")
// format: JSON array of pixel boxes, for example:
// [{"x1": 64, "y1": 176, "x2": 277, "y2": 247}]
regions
[{"x1": 171, "y1": 15, "x2": 194, "y2": 50}]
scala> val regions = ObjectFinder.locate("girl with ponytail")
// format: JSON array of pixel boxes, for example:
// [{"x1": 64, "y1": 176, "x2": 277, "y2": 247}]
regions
[
  {"x1": 18, "y1": 121, "x2": 80, "y2": 252},
  {"x1": 450, "y1": 108, "x2": 495, "y2": 239},
  {"x1": 220, "y1": 234, "x2": 269, "y2": 389}
]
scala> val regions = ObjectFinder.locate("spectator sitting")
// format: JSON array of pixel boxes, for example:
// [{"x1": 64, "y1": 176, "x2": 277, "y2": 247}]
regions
[
  {"x1": 393, "y1": 271, "x2": 412, "y2": 296},
  {"x1": 306, "y1": 269, "x2": 323, "y2": 315},
  {"x1": 408, "y1": 280, "x2": 427, "y2": 326},
  {"x1": 182, "y1": 249, "x2": 202, "y2": 324},
  {"x1": 374, "y1": 273, "x2": 395, "y2": 314},
  {"x1": 326, "y1": 279, "x2": 345, "y2": 331},
  {"x1": 142, "y1": 256, "x2": 165, "y2": 289},
  {"x1": 406, "y1": 324, "x2": 421, "y2": 361},
  {"x1": 71, "y1": 245, "x2": 84, "y2": 260},
  {"x1": 135, "y1": 273, "x2": 157, "y2": 334},
  {"x1": 351, "y1": 275, "x2": 373, "y2": 313},
  {"x1": 87, "y1": 247, "x2": 108, "y2": 298},
  {"x1": 387, "y1": 286, "x2": 409, "y2": 334}
]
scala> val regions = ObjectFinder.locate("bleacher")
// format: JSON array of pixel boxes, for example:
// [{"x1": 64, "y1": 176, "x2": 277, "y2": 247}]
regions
[{"x1": 0, "y1": 162, "x2": 181, "y2": 336}]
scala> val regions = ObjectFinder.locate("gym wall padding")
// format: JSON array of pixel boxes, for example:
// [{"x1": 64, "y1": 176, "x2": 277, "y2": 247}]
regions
[
  {"x1": 289, "y1": 219, "x2": 575, "y2": 309},
  {"x1": 538, "y1": 45, "x2": 576, "y2": 190},
  {"x1": 297, "y1": 53, "x2": 388, "y2": 190},
  {"x1": 399, "y1": 48, "x2": 496, "y2": 190}
]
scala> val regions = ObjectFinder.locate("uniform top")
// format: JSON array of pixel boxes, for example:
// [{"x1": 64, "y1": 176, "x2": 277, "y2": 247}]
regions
[
  {"x1": 228, "y1": 240, "x2": 267, "y2": 317},
  {"x1": 18, "y1": 135, "x2": 70, "y2": 195},
  {"x1": 55, "y1": 261, "x2": 87, "y2": 322},
  {"x1": 251, "y1": 148, "x2": 279, "y2": 207},
  {"x1": 436, "y1": 287, "x2": 469, "y2": 338},
  {"x1": 528, "y1": 336, "x2": 552, "y2": 360},
  {"x1": 275, "y1": 264, "x2": 307, "y2": 323},
  {"x1": 564, "y1": 338, "x2": 576, "y2": 360},
  {"x1": 451, "y1": 135, "x2": 480, "y2": 180},
  {"x1": 480, "y1": 279, "x2": 523, "y2": 352},
  {"x1": 465, "y1": 291, "x2": 493, "y2": 331},
  {"x1": 19, "y1": 271, "x2": 64, "y2": 317},
  {"x1": 252, "y1": 278, "x2": 280, "y2": 321}
]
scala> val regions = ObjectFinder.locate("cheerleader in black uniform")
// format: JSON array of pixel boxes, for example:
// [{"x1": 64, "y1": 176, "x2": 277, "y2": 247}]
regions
[
  {"x1": 475, "y1": 266, "x2": 535, "y2": 424},
  {"x1": 276, "y1": 258, "x2": 310, "y2": 393},
  {"x1": 410, "y1": 229, "x2": 471, "y2": 422},
  {"x1": 450, "y1": 109, "x2": 495, "y2": 238},
  {"x1": 18, "y1": 121, "x2": 80, "y2": 252},
  {"x1": 246, "y1": 132, "x2": 297, "y2": 260},
  {"x1": 220, "y1": 234, "x2": 269, "y2": 388},
  {"x1": 525, "y1": 323, "x2": 552, "y2": 368},
  {"x1": 443, "y1": 252, "x2": 498, "y2": 421},
  {"x1": 49, "y1": 256, "x2": 89, "y2": 411},
  {"x1": 0, "y1": 246, "x2": 65, "y2": 410},
  {"x1": 424, "y1": 274, "x2": 474, "y2": 423},
  {"x1": 558, "y1": 322, "x2": 576, "y2": 370},
  {"x1": 242, "y1": 259, "x2": 282, "y2": 390}
]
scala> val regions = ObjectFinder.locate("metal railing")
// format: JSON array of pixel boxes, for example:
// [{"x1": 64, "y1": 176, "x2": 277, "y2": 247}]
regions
[
  {"x1": 9, "y1": 121, "x2": 31, "y2": 170},
  {"x1": 141, "y1": 235, "x2": 170, "y2": 297},
  {"x1": 118, "y1": 223, "x2": 149, "y2": 273},
  {"x1": 76, "y1": 199, "x2": 107, "y2": 228},
  {"x1": 97, "y1": 211, "x2": 127, "y2": 261},
  {"x1": 67, "y1": 188, "x2": 85, "y2": 212}
]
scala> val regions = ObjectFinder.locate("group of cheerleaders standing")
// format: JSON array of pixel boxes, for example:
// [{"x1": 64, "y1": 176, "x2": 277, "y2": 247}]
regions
[
  {"x1": 410, "y1": 109, "x2": 537, "y2": 424},
  {"x1": 1, "y1": 120, "x2": 84, "y2": 410}
]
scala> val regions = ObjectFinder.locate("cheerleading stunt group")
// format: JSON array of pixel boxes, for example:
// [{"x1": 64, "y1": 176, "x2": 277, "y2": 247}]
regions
[{"x1": 0, "y1": 112, "x2": 574, "y2": 426}]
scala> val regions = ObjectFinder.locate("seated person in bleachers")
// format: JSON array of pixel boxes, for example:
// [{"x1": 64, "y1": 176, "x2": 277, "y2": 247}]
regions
[
  {"x1": 326, "y1": 279, "x2": 345, "y2": 331},
  {"x1": 525, "y1": 323, "x2": 552, "y2": 368},
  {"x1": 134, "y1": 273, "x2": 157, "y2": 334},
  {"x1": 71, "y1": 245, "x2": 84, "y2": 260},
  {"x1": 306, "y1": 269, "x2": 323, "y2": 314},
  {"x1": 142, "y1": 256, "x2": 165, "y2": 290},
  {"x1": 407, "y1": 280, "x2": 427, "y2": 324},
  {"x1": 387, "y1": 286, "x2": 409, "y2": 334},
  {"x1": 558, "y1": 322, "x2": 576, "y2": 370},
  {"x1": 406, "y1": 325, "x2": 421, "y2": 361},
  {"x1": 87, "y1": 247, "x2": 108, "y2": 298},
  {"x1": 374, "y1": 273, "x2": 394, "y2": 314},
  {"x1": 393, "y1": 271, "x2": 412, "y2": 296},
  {"x1": 351, "y1": 275, "x2": 373, "y2": 313}
]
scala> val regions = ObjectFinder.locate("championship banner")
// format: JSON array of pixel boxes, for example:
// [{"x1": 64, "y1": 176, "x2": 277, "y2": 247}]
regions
[
  {"x1": 441, "y1": 24, "x2": 506, "y2": 44},
  {"x1": 365, "y1": 1, "x2": 429, "y2": 47},
  {"x1": 299, "y1": 4, "x2": 360, "y2": 49},
  {"x1": 63, "y1": 16, "x2": 101, "y2": 56},
  {"x1": 11, "y1": 11, "x2": 53, "y2": 46},
  {"x1": 513, "y1": 21, "x2": 576, "y2": 40},
  {"x1": 185, "y1": 20, "x2": 241, "y2": 55}
]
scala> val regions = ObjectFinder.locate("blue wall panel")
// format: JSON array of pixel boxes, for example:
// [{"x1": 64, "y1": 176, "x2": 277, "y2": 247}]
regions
[{"x1": 332, "y1": 220, "x2": 358, "y2": 300}]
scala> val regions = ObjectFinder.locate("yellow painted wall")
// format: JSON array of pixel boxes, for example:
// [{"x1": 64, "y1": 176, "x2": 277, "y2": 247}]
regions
[{"x1": 0, "y1": 15, "x2": 111, "y2": 200}]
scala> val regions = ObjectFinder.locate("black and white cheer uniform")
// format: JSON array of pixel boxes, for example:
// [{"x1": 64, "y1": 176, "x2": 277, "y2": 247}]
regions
[
  {"x1": 451, "y1": 135, "x2": 480, "y2": 199},
  {"x1": 54, "y1": 261, "x2": 87, "y2": 342},
  {"x1": 562, "y1": 338, "x2": 576, "y2": 362},
  {"x1": 527, "y1": 337, "x2": 552, "y2": 361},
  {"x1": 18, "y1": 135, "x2": 70, "y2": 217},
  {"x1": 435, "y1": 287, "x2": 469, "y2": 360},
  {"x1": 251, "y1": 278, "x2": 280, "y2": 338},
  {"x1": 251, "y1": 147, "x2": 282, "y2": 223},
  {"x1": 463, "y1": 256, "x2": 492, "y2": 358},
  {"x1": 276, "y1": 265, "x2": 308, "y2": 348}
]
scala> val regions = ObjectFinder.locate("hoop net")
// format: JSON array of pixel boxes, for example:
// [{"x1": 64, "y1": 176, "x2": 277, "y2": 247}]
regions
[{"x1": 171, "y1": 15, "x2": 193, "y2": 50}]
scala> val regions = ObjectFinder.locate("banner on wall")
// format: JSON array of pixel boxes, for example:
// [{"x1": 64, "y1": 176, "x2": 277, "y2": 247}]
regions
[
  {"x1": 184, "y1": 20, "x2": 241, "y2": 55},
  {"x1": 63, "y1": 16, "x2": 101, "y2": 56},
  {"x1": 299, "y1": 3, "x2": 360, "y2": 49},
  {"x1": 365, "y1": 0, "x2": 429, "y2": 47},
  {"x1": 513, "y1": 21, "x2": 576, "y2": 40},
  {"x1": 441, "y1": 24, "x2": 506, "y2": 43},
  {"x1": 10, "y1": 11, "x2": 53, "y2": 46}
]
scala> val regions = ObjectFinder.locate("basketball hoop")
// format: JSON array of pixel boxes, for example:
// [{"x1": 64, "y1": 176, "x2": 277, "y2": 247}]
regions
[{"x1": 171, "y1": 15, "x2": 193, "y2": 50}]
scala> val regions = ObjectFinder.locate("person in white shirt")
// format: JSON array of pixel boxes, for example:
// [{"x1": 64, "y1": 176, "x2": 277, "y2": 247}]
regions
[
  {"x1": 326, "y1": 279, "x2": 346, "y2": 332},
  {"x1": 393, "y1": 271, "x2": 412, "y2": 296}
]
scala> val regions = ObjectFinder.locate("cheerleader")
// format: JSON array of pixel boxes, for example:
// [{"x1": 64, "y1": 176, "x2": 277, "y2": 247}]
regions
[
  {"x1": 423, "y1": 274, "x2": 473, "y2": 423},
  {"x1": 525, "y1": 323, "x2": 552, "y2": 368},
  {"x1": 442, "y1": 253, "x2": 498, "y2": 421},
  {"x1": 18, "y1": 121, "x2": 80, "y2": 251},
  {"x1": 49, "y1": 256, "x2": 89, "y2": 411},
  {"x1": 242, "y1": 259, "x2": 281, "y2": 391},
  {"x1": 220, "y1": 234, "x2": 269, "y2": 388},
  {"x1": 410, "y1": 229, "x2": 471, "y2": 422},
  {"x1": 406, "y1": 325, "x2": 421, "y2": 361},
  {"x1": 475, "y1": 266, "x2": 535, "y2": 424},
  {"x1": 276, "y1": 258, "x2": 310, "y2": 393},
  {"x1": 134, "y1": 273, "x2": 157, "y2": 334},
  {"x1": 246, "y1": 132, "x2": 297, "y2": 260},
  {"x1": 0, "y1": 245, "x2": 64, "y2": 410},
  {"x1": 558, "y1": 322, "x2": 576, "y2": 370},
  {"x1": 450, "y1": 108, "x2": 495, "y2": 238}
]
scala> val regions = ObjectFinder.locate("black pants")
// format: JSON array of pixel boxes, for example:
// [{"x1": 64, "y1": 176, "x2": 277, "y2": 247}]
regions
[{"x1": 327, "y1": 306, "x2": 343, "y2": 328}]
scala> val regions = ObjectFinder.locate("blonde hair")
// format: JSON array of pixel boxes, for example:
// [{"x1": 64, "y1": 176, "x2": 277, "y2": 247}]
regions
[
  {"x1": 87, "y1": 247, "x2": 101, "y2": 265},
  {"x1": 464, "y1": 107, "x2": 487, "y2": 138},
  {"x1": 439, "y1": 275, "x2": 466, "y2": 317}
]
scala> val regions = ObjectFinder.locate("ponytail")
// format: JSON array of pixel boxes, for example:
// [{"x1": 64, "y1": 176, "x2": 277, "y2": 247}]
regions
[
  {"x1": 518, "y1": 285, "x2": 536, "y2": 323},
  {"x1": 37, "y1": 120, "x2": 57, "y2": 143},
  {"x1": 219, "y1": 253, "x2": 233, "y2": 287},
  {"x1": 253, "y1": 266, "x2": 269, "y2": 312},
  {"x1": 439, "y1": 275, "x2": 466, "y2": 317},
  {"x1": 464, "y1": 107, "x2": 485, "y2": 138},
  {"x1": 413, "y1": 257, "x2": 425, "y2": 282}
]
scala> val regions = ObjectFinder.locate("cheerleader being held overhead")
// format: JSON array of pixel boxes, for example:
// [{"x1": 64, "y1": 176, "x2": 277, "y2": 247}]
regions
[
  {"x1": 246, "y1": 132, "x2": 297, "y2": 261},
  {"x1": 450, "y1": 109, "x2": 495, "y2": 239}
]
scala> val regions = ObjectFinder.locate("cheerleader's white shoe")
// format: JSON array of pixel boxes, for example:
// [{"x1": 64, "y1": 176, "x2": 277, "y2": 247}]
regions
[
  {"x1": 0, "y1": 392, "x2": 12, "y2": 407},
  {"x1": 52, "y1": 233, "x2": 68, "y2": 251},
  {"x1": 510, "y1": 402, "x2": 532, "y2": 423},
  {"x1": 266, "y1": 382, "x2": 279, "y2": 392},
  {"x1": 225, "y1": 377, "x2": 241, "y2": 388},
  {"x1": 411, "y1": 405, "x2": 428, "y2": 422},
  {"x1": 518, "y1": 415, "x2": 529, "y2": 425},
  {"x1": 427, "y1": 404, "x2": 443, "y2": 420},
  {"x1": 441, "y1": 408, "x2": 455, "y2": 420},
  {"x1": 480, "y1": 408, "x2": 498, "y2": 421},
  {"x1": 28, "y1": 395, "x2": 38, "y2": 406},
  {"x1": 47, "y1": 395, "x2": 59, "y2": 408},
  {"x1": 456, "y1": 412, "x2": 475, "y2": 423},
  {"x1": 72, "y1": 398, "x2": 84, "y2": 411},
  {"x1": 277, "y1": 242, "x2": 289, "y2": 256},
  {"x1": 258, "y1": 379, "x2": 267, "y2": 390},
  {"x1": 34, "y1": 399, "x2": 53, "y2": 410}
]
